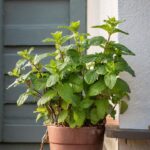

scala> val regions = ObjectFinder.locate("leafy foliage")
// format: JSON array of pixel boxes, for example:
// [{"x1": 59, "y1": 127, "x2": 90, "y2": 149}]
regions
[{"x1": 8, "y1": 17, "x2": 135, "y2": 128}]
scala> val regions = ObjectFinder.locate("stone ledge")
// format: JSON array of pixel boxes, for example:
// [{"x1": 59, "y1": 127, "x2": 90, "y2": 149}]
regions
[{"x1": 106, "y1": 119, "x2": 150, "y2": 140}]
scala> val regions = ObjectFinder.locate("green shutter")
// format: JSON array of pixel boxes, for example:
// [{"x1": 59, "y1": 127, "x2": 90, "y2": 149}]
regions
[
  {"x1": 0, "y1": 0, "x2": 4, "y2": 142},
  {"x1": 1, "y1": 0, "x2": 87, "y2": 143}
]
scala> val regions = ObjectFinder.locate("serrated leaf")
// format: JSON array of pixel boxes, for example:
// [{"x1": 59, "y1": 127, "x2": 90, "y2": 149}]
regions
[
  {"x1": 90, "y1": 108, "x2": 99, "y2": 124},
  {"x1": 113, "y1": 28, "x2": 129, "y2": 35},
  {"x1": 17, "y1": 92, "x2": 29, "y2": 106},
  {"x1": 80, "y1": 99, "x2": 94, "y2": 109},
  {"x1": 73, "y1": 110, "x2": 86, "y2": 127},
  {"x1": 59, "y1": 21, "x2": 80, "y2": 32},
  {"x1": 89, "y1": 36, "x2": 106, "y2": 46},
  {"x1": 67, "y1": 49, "x2": 80, "y2": 63},
  {"x1": 113, "y1": 78, "x2": 131, "y2": 93},
  {"x1": 113, "y1": 43, "x2": 135, "y2": 55},
  {"x1": 88, "y1": 80, "x2": 106, "y2": 96},
  {"x1": 81, "y1": 54, "x2": 98, "y2": 63},
  {"x1": 67, "y1": 118, "x2": 76, "y2": 128},
  {"x1": 28, "y1": 47, "x2": 34, "y2": 54},
  {"x1": 51, "y1": 31, "x2": 62, "y2": 40},
  {"x1": 95, "y1": 99, "x2": 109, "y2": 119},
  {"x1": 69, "y1": 75, "x2": 83, "y2": 93},
  {"x1": 46, "y1": 74, "x2": 59, "y2": 87},
  {"x1": 58, "y1": 110, "x2": 68, "y2": 123},
  {"x1": 31, "y1": 76, "x2": 47, "y2": 91},
  {"x1": 120, "y1": 100, "x2": 128, "y2": 114},
  {"x1": 61, "y1": 35, "x2": 73, "y2": 44},
  {"x1": 84, "y1": 70, "x2": 99, "y2": 84},
  {"x1": 92, "y1": 24, "x2": 112, "y2": 34},
  {"x1": 42, "y1": 38, "x2": 55, "y2": 43},
  {"x1": 36, "y1": 113, "x2": 43, "y2": 122},
  {"x1": 37, "y1": 90, "x2": 57, "y2": 106},
  {"x1": 34, "y1": 107, "x2": 47, "y2": 113},
  {"x1": 96, "y1": 65, "x2": 107, "y2": 75},
  {"x1": 70, "y1": 21, "x2": 80, "y2": 32},
  {"x1": 34, "y1": 53, "x2": 50, "y2": 64},
  {"x1": 57, "y1": 83, "x2": 74, "y2": 103},
  {"x1": 61, "y1": 101, "x2": 69, "y2": 110},
  {"x1": 16, "y1": 59, "x2": 27, "y2": 69},
  {"x1": 115, "y1": 60, "x2": 135, "y2": 77},
  {"x1": 104, "y1": 74, "x2": 117, "y2": 89}
]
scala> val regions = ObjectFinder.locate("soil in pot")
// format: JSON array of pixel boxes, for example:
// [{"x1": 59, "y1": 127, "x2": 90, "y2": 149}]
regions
[{"x1": 47, "y1": 125, "x2": 105, "y2": 150}]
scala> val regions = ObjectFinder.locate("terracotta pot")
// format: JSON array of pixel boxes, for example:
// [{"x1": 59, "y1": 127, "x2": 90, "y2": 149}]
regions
[{"x1": 47, "y1": 125, "x2": 105, "y2": 150}]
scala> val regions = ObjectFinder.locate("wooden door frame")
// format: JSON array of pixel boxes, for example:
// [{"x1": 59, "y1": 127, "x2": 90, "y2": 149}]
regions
[{"x1": 0, "y1": 0, "x2": 4, "y2": 142}]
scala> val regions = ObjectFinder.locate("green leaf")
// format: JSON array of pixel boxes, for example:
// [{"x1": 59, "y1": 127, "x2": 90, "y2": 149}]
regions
[
  {"x1": 51, "y1": 31, "x2": 62, "y2": 40},
  {"x1": 67, "y1": 49, "x2": 80, "y2": 63},
  {"x1": 16, "y1": 59, "x2": 27, "y2": 69},
  {"x1": 46, "y1": 74, "x2": 59, "y2": 87},
  {"x1": 90, "y1": 108, "x2": 99, "y2": 124},
  {"x1": 73, "y1": 110, "x2": 86, "y2": 127},
  {"x1": 31, "y1": 77, "x2": 47, "y2": 91},
  {"x1": 84, "y1": 70, "x2": 99, "y2": 84},
  {"x1": 61, "y1": 35, "x2": 73, "y2": 44},
  {"x1": 113, "y1": 28, "x2": 129, "y2": 35},
  {"x1": 28, "y1": 47, "x2": 34, "y2": 54},
  {"x1": 34, "y1": 53, "x2": 50, "y2": 64},
  {"x1": 113, "y1": 78, "x2": 131, "y2": 93},
  {"x1": 92, "y1": 24, "x2": 112, "y2": 34},
  {"x1": 17, "y1": 91, "x2": 29, "y2": 106},
  {"x1": 89, "y1": 36, "x2": 106, "y2": 46},
  {"x1": 70, "y1": 21, "x2": 80, "y2": 32},
  {"x1": 104, "y1": 74, "x2": 117, "y2": 89},
  {"x1": 37, "y1": 90, "x2": 57, "y2": 106},
  {"x1": 95, "y1": 99, "x2": 109, "y2": 119},
  {"x1": 104, "y1": 17, "x2": 124, "y2": 27},
  {"x1": 59, "y1": 21, "x2": 80, "y2": 32},
  {"x1": 96, "y1": 65, "x2": 107, "y2": 75},
  {"x1": 58, "y1": 110, "x2": 68, "y2": 123},
  {"x1": 113, "y1": 43, "x2": 135, "y2": 56},
  {"x1": 42, "y1": 38, "x2": 55, "y2": 43},
  {"x1": 61, "y1": 101, "x2": 69, "y2": 110},
  {"x1": 80, "y1": 99, "x2": 94, "y2": 109},
  {"x1": 36, "y1": 113, "x2": 43, "y2": 122},
  {"x1": 57, "y1": 83, "x2": 74, "y2": 103},
  {"x1": 69, "y1": 75, "x2": 83, "y2": 93},
  {"x1": 120, "y1": 100, "x2": 128, "y2": 114},
  {"x1": 34, "y1": 107, "x2": 47, "y2": 113},
  {"x1": 67, "y1": 118, "x2": 76, "y2": 128},
  {"x1": 81, "y1": 54, "x2": 98, "y2": 63},
  {"x1": 115, "y1": 60, "x2": 135, "y2": 77},
  {"x1": 88, "y1": 80, "x2": 106, "y2": 96}
]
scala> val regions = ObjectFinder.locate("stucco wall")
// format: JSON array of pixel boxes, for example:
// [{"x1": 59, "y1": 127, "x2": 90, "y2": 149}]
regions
[{"x1": 119, "y1": 0, "x2": 150, "y2": 129}]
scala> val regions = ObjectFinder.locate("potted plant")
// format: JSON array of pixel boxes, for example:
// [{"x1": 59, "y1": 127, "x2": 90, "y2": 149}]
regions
[{"x1": 8, "y1": 17, "x2": 135, "y2": 150}]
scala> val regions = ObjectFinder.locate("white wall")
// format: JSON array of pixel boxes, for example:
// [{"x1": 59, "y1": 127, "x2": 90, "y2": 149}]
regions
[
  {"x1": 87, "y1": 0, "x2": 118, "y2": 54},
  {"x1": 119, "y1": 0, "x2": 150, "y2": 129}
]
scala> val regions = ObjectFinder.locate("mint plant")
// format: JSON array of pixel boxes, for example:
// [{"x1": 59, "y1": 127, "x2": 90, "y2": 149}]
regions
[{"x1": 8, "y1": 17, "x2": 135, "y2": 128}]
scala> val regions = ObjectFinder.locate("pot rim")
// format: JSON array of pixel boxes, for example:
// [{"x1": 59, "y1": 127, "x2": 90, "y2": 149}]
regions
[{"x1": 47, "y1": 125, "x2": 105, "y2": 129}]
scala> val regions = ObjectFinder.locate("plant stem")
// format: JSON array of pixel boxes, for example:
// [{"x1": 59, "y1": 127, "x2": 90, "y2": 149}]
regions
[
  {"x1": 104, "y1": 33, "x2": 111, "y2": 51},
  {"x1": 29, "y1": 60, "x2": 42, "y2": 77},
  {"x1": 46, "y1": 104, "x2": 57, "y2": 123}
]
